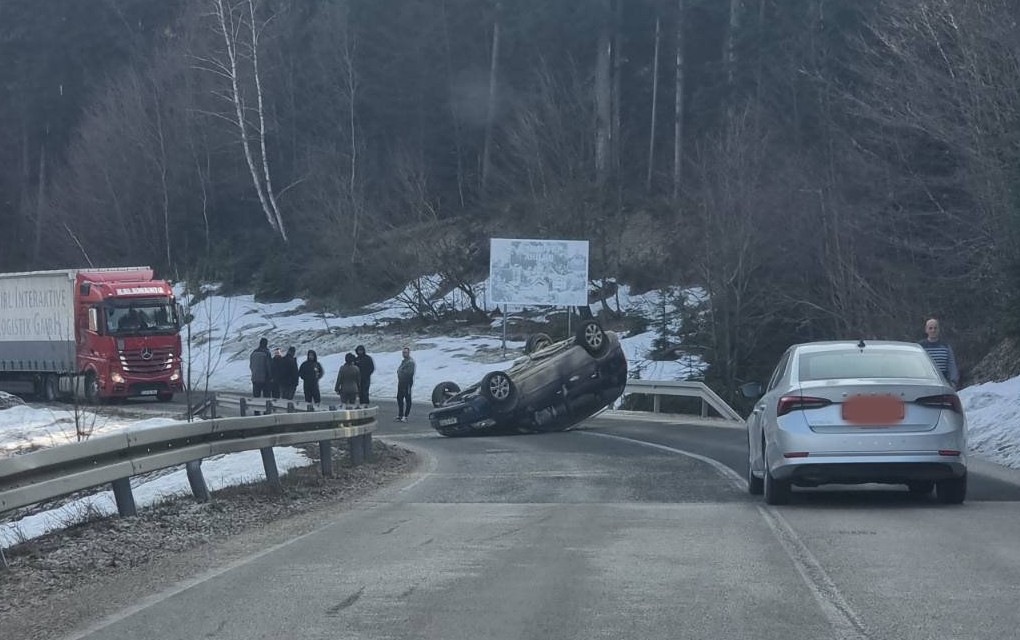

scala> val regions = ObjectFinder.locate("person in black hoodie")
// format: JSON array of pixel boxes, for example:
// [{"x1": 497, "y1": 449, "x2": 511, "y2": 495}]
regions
[
  {"x1": 281, "y1": 347, "x2": 300, "y2": 400},
  {"x1": 298, "y1": 349, "x2": 324, "y2": 404},
  {"x1": 354, "y1": 345, "x2": 375, "y2": 405}
]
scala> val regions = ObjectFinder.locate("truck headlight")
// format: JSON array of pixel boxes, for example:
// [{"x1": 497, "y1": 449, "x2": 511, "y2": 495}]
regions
[
  {"x1": 111, "y1": 372, "x2": 125, "y2": 384},
  {"x1": 170, "y1": 369, "x2": 181, "y2": 382}
]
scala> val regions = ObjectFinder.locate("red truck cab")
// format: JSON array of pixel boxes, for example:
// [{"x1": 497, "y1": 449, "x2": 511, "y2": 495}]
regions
[{"x1": 74, "y1": 269, "x2": 184, "y2": 402}]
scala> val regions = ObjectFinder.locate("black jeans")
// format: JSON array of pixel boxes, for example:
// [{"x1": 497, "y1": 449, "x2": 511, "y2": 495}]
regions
[
  {"x1": 358, "y1": 378, "x2": 371, "y2": 405},
  {"x1": 397, "y1": 379, "x2": 412, "y2": 417},
  {"x1": 303, "y1": 383, "x2": 320, "y2": 404},
  {"x1": 252, "y1": 381, "x2": 269, "y2": 398},
  {"x1": 282, "y1": 386, "x2": 297, "y2": 400}
]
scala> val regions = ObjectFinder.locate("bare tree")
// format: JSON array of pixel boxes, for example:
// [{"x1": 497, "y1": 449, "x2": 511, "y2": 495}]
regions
[
  {"x1": 595, "y1": 0, "x2": 613, "y2": 183},
  {"x1": 647, "y1": 14, "x2": 662, "y2": 193},
  {"x1": 202, "y1": 0, "x2": 288, "y2": 241}
]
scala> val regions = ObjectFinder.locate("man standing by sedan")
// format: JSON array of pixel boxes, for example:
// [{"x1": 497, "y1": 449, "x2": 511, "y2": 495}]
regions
[{"x1": 920, "y1": 317, "x2": 960, "y2": 389}]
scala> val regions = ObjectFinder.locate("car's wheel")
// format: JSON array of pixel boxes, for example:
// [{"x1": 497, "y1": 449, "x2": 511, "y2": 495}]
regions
[
  {"x1": 576, "y1": 320, "x2": 607, "y2": 357},
  {"x1": 935, "y1": 475, "x2": 967, "y2": 504},
  {"x1": 907, "y1": 480, "x2": 934, "y2": 495},
  {"x1": 747, "y1": 435, "x2": 764, "y2": 495},
  {"x1": 763, "y1": 446, "x2": 791, "y2": 505},
  {"x1": 84, "y1": 372, "x2": 100, "y2": 405},
  {"x1": 431, "y1": 381, "x2": 461, "y2": 407},
  {"x1": 525, "y1": 333, "x2": 553, "y2": 355},
  {"x1": 38, "y1": 374, "x2": 58, "y2": 402},
  {"x1": 481, "y1": 371, "x2": 517, "y2": 411},
  {"x1": 156, "y1": 392, "x2": 174, "y2": 402}
]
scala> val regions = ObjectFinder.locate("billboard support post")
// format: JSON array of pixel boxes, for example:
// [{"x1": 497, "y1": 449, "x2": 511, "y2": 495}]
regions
[{"x1": 502, "y1": 304, "x2": 507, "y2": 358}]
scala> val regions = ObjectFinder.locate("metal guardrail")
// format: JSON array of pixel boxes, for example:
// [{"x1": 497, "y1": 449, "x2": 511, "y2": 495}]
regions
[
  {"x1": 0, "y1": 403, "x2": 377, "y2": 520},
  {"x1": 623, "y1": 379, "x2": 744, "y2": 423}
]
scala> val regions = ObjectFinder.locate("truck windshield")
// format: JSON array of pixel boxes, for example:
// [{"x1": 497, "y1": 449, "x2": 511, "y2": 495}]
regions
[{"x1": 104, "y1": 299, "x2": 178, "y2": 336}]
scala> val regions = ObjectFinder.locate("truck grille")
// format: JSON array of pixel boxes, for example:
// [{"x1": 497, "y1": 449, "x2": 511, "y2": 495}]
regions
[{"x1": 119, "y1": 348, "x2": 174, "y2": 375}]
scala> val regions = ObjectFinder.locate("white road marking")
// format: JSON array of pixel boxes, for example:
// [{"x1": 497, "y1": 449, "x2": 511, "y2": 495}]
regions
[{"x1": 581, "y1": 430, "x2": 870, "y2": 639}]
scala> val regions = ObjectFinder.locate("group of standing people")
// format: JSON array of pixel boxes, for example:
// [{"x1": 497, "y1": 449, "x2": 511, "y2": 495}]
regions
[{"x1": 249, "y1": 339, "x2": 416, "y2": 416}]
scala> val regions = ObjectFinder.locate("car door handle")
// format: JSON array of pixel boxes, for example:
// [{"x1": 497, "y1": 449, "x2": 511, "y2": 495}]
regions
[{"x1": 757, "y1": 403, "x2": 766, "y2": 411}]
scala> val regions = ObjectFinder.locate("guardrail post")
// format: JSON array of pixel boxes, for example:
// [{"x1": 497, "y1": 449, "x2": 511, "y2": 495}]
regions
[
  {"x1": 319, "y1": 441, "x2": 333, "y2": 477},
  {"x1": 111, "y1": 478, "x2": 137, "y2": 517},
  {"x1": 186, "y1": 461, "x2": 210, "y2": 503},
  {"x1": 701, "y1": 399, "x2": 708, "y2": 418},
  {"x1": 328, "y1": 405, "x2": 337, "y2": 411},
  {"x1": 306, "y1": 403, "x2": 314, "y2": 412},
  {"x1": 287, "y1": 402, "x2": 295, "y2": 413},
  {"x1": 363, "y1": 433, "x2": 373, "y2": 461},
  {"x1": 210, "y1": 395, "x2": 218, "y2": 419},
  {"x1": 260, "y1": 447, "x2": 281, "y2": 489},
  {"x1": 348, "y1": 435, "x2": 365, "y2": 466},
  {"x1": 653, "y1": 394, "x2": 661, "y2": 413},
  {"x1": 239, "y1": 397, "x2": 247, "y2": 417},
  {"x1": 265, "y1": 400, "x2": 274, "y2": 415}
]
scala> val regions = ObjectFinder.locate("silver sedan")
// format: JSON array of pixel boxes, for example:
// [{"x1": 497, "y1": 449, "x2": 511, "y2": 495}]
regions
[{"x1": 742, "y1": 340, "x2": 967, "y2": 505}]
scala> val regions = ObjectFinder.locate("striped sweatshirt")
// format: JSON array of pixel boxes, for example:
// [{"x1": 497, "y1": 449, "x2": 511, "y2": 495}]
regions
[{"x1": 919, "y1": 340, "x2": 959, "y2": 387}]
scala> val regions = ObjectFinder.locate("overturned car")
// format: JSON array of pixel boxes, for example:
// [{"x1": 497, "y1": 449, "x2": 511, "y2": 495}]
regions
[{"x1": 428, "y1": 320, "x2": 628, "y2": 437}]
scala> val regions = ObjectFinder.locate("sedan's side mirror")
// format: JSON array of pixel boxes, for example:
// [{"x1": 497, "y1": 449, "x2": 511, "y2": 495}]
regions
[{"x1": 740, "y1": 381, "x2": 764, "y2": 399}]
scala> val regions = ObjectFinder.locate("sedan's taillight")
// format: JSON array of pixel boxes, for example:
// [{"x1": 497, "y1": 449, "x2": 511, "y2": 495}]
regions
[
  {"x1": 777, "y1": 395, "x2": 831, "y2": 417},
  {"x1": 916, "y1": 394, "x2": 963, "y2": 413}
]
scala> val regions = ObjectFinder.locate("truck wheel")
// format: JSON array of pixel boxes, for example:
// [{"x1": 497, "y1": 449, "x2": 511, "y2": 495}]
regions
[
  {"x1": 84, "y1": 373, "x2": 100, "y2": 405},
  {"x1": 38, "y1": 375, "x2": 58, "y2": 402},
  {"x1": 156, "y1": 392, "x2": 174, "y2": 402}
]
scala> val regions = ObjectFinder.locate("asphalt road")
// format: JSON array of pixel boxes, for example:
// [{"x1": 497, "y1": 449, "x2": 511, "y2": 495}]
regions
[{"x1": 59, "y1": 400, "x2": 1020, "y2": 640}]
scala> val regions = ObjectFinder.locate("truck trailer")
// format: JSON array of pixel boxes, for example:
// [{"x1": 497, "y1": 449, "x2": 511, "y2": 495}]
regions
[{"x1": 0, "y1": 267, "x2": 184, "y2": 402}]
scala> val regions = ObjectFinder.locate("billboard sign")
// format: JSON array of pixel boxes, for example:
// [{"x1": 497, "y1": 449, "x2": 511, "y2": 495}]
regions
[{"x1": 488, "y1": 238, "x2": 589, "y2": 306}]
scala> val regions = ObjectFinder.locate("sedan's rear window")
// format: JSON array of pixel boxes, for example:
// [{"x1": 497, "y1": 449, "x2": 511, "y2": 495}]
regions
[{"x1": 797, "y1": 349, "x2": 938, "y2": 381}]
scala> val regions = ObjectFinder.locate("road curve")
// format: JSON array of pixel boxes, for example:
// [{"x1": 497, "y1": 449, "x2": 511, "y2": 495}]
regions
[{"x1": 53, "y1": 407, "x2": 1020, "y2": 640}]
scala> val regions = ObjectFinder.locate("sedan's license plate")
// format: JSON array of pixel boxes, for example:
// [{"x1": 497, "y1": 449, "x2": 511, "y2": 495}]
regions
[
  {"x1": 842, "y1": 395, "x2": 904, "y2": 426},
  {"x1": 439, "y1": 417, "x2": 458, "y2": 426},
  {"x1": 140, "y1": 390, "x2": 158, "y2": 396}
]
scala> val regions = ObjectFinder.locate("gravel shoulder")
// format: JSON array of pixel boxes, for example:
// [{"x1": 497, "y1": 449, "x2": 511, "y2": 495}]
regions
[{"x1": 0, "y1": 441, "x2": 418, "y2": 640}]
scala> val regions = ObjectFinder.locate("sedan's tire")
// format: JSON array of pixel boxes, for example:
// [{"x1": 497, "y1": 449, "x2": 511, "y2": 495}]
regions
[
  {"x1": 763, "y1": 449, "x2": 791, "y2": 505},
  {"x1": 935, "y1": 475, "x2": 967, "y2": 504},
  {"x1": 431, "y1": 381, "x2": 461, "y2": 407},
  {"x1": 481, "y1": 371, "x2": 517, "y2": 411},
  {"x1": 907, "y1": 480, "x2": 934, "y2": 495},
  {"x1": 525, "y1": 333, "x2": 553, "y2": 355},
  {"x1": 747, "y1": 434, "x2": 764, "y2": 495},
  {"x1": 576, "y1": 320, "x2": 608, "y2": 357}
]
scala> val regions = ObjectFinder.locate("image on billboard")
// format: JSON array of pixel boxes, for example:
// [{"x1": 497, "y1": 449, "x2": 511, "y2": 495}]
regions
[{"x1": 488, "y1": 238, "x2": 590, "y2": 306}]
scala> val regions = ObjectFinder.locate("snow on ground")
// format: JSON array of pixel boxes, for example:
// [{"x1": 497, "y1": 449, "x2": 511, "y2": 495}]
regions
[
  {"x1": 7, "y1": 276, "x2": 1020, "y2": 546},
  {"x1": 179, "y1": 279, "x2": 705, "y2": 401},
  {"x1": 959, "y1": 378, "x2": 1020, "y2": 470}
]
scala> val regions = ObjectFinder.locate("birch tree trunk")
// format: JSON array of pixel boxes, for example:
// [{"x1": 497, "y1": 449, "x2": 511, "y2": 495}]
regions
[
  {"x1": 647, "y1": 16, "x2": 661, "y2": 193},
  {"x1": 209, "y1": 0, "x2": 286, "y2": 241}
]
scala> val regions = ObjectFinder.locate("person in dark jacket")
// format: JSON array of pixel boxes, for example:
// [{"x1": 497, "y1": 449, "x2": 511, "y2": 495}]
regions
[
  {"x1": 249, "y1": 337, "x2": 273, "y2": 398},
  {"x1": 335, "y1": 353, "x2": 361, "y2": 409},
  {"x1": 281, "y1": 347, "x2": 300, "y2": 400},
  {"x1": 298, "y1": 349, "x2": 324, "y2": 405},
  {"x1": 396, "y1": 346, "x2": 416, "y2": 422},
  {"x1": 270, "y1": 348, "x2": 285, "y2": 399},
  {"x1": 920, "y1": 318, "x2": 960, "y2": 388},
  {"x1": 354, "y1": 345, "x2": 375, "y2": 405}
]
